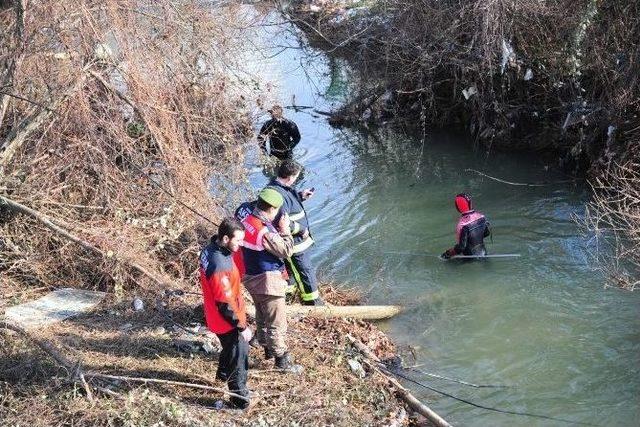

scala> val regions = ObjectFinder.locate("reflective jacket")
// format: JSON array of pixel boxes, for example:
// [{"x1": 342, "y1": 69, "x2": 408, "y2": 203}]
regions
[
  {"x1": 268, "y1": 179, "x2": 314, "y2": 254},
  {"x1": 454, "y1": 211, "x2": 491, "y2": 256},
  {"x1": 199, "y1": 241, "x2": 246, "y2": 335}
]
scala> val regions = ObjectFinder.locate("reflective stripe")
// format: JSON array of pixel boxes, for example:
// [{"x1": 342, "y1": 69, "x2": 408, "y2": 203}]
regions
[
  {"x1": 300, "y1": 290, "x2": 320, "y2": 301},
  {"x1": 289, "y1": 211, "x2": 305, "y2": 221},
  {"x1": 291, "y1": 221, "x2": 301, "y2": 235},
  {"x1": 293, "y1": 236, "x2": 314, "y2": 253}
]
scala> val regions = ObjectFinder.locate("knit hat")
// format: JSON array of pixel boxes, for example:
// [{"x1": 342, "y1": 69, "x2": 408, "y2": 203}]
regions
[{"x1": 258, "y1": 188, "x2": 284, "y2": 208}]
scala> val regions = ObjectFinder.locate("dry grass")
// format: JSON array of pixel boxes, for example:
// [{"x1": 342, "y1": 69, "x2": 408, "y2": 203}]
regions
[{"x1": 1, "y1": 286, "x2": 407, "y2": 426}]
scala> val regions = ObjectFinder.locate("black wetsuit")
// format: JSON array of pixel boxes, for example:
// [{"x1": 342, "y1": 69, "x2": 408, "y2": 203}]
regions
[{"x1": 258, "y1": 118, "x2": 301, "y2": 159}]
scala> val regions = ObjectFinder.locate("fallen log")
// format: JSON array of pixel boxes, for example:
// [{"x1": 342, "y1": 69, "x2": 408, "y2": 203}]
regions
[
  {"x1": 246, "y1": 304, "x2": 402, "y2": 320},
  {"x1": 346, "y1": 334, "x2": 451, "y2": 427}
]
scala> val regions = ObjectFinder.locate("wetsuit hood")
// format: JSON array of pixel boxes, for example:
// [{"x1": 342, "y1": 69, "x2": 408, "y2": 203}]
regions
[{"x1": 455, "y1": 193, "x2": 473, "y2": 214}]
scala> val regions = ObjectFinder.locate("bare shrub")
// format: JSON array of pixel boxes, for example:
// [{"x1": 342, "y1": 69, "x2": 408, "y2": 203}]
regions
[
  {"x1": 584, "y1": 156, "x2": 640, "y2": 290},
  {"x1": 293, "y1": 0, "x2": 639, "y2": 168},
  {"x1": 0, "y1": 1, "x2": 258, "y2": 301}
]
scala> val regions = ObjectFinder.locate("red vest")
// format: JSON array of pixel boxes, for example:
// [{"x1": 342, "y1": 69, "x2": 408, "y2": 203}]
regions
[{"x1": 241, "y1": 214, "x2": 286, "y2": 276}]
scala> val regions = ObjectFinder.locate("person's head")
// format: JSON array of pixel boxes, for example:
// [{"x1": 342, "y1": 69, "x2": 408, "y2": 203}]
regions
[
  {"x1": 269, "y1": 104, "x2": 284, "y2": 120},
  {"x1": 276, "y1": 160, "x2": 302, "y2": 186},
  {"x1": 454, "y1": 193, "x2": 473, "y2": 214},
  {"x1": 216, "y1": 217, "x2": 245, "y2": 252},
  {"x1": 256, "y1": 188, "x2": 284, "y2": 221}
]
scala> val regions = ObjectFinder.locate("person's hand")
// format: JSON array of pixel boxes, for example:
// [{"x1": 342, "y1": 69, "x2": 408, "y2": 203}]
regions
[
  {"x1": 278, "y1": 212, "x2": 290, "y2": 232},
  {"x1": 240, "y1": 328, "x2": 253, "y2": 342},
  {"x1": 300, "y1": 188, "x2": 315, "y2": 200},
  {"x1": 301, "y1": 228, "x2": 310, "y2": 239},
  {"x1": 441, "y1": 249, "x2": 455, "y2": 260}
]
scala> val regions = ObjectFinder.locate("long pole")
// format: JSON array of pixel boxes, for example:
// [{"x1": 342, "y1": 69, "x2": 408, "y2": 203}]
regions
[{"x1": 383, "y1": 251, "x2": 521, "y2": 259}]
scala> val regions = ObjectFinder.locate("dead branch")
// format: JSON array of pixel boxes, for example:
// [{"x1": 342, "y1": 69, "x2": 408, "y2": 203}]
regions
[
  {"x1": 0, "y1": 0, "x2": 25, "y2": 129},
  {"x1": 346, "y1": 334, "x2": 452, "y2": 427},
  {"x1": 86, "y1": 373, "x2": 250, "y2": 402},
  {"x1": 0, "y1": 320, "x2": 94, "y2": 401},
  {"x1": 0, "y1": 71, "x2": 89, "y2": 177},
  {"x1": 0, "y1": 194, "x2": 170, "y2": 287}
]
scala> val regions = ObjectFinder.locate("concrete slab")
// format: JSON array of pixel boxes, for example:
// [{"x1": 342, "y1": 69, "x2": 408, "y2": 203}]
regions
[{"x1": 3, "y1": 288, "x2": 106, "y2": 330}]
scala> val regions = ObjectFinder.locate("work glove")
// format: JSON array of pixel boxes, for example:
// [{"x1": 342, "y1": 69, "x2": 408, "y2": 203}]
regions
[{"x1": 240, "y1": 328, "x2": 253, "y2": 342}]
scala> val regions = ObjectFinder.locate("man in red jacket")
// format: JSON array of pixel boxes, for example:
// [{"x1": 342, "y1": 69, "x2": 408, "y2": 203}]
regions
[{"x1": 199, "y1": 218, "x2": 252, "y2": 409}]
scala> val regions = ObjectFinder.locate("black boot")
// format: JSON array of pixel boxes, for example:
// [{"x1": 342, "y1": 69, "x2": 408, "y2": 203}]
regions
[
  {"x1": 264, "y1": 346, "x2": 274, "y2": 360},
  {"x1": 274, "y1": 351, "x2": 292, "y2": 370},
  {"x1": 302, "y1": 297, "x2": 325, "y2": 306}
]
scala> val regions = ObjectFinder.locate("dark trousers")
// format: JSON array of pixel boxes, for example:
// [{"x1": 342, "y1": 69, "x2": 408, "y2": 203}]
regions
[
  {"x1": 286, "y1": 250, "x2": 319, "y2": 302},
  {"x1": 216, "y1": 329, "x2": 249, "y2": 408}
]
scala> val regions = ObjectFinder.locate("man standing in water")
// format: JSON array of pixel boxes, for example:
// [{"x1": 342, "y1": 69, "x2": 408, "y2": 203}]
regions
[
  {"x1": 199, "y1": 218, "x2": 252, "y2": 409},
  {"x1": 442, "y1": 193, "x2": 491, "y2": 259},
  {"x1": 267, "y1": 160, "x2": 324, "y2": 306},
  {"x1": 257, "y1": 105, "x2": 301, "y2": 160}
]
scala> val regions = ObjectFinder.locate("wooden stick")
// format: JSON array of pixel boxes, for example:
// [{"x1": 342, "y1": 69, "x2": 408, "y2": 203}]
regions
[
  {"x1": 0, "y1": 194, "x2": 170, "y2": 287},
  {"x1": 86, "y1": 373, "x2": 250, "y2": 402},
  {"x1": 346, "y1": 334, "x2": 452, "y2": 427},
  {"x1": 246, "y1": 304, "x2": 402, "y2": 320}
]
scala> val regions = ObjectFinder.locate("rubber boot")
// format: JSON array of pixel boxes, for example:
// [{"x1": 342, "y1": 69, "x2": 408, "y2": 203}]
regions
[
  {"x1": 264, "y1": 346, "x2": 274, "y2": 360},
  {"x1": 302, "y1": 297, "x2": 325, "y2": 306},
  {"x1": 274, "y1": 351, "x2": 292, "y2": 370}
]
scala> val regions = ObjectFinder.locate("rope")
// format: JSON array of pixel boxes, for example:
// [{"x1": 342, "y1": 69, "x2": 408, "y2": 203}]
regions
[
  {"x1": 464, "y1": 168, "x2": 576, "y2": 187},
  {"x1": 385, "y1": 368, "x2": 596, "y2": 426},
  {"x1": 406, "y1": 366, "x2": 509, "y2": 389}
]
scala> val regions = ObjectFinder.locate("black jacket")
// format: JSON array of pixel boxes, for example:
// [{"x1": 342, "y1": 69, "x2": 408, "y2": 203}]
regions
[
  {"x1": 268, "y1": 179, "x2": 314, "y2": 252},
  {"x1": 258, "y1": 118, "x2": 301, "y2": 158}
]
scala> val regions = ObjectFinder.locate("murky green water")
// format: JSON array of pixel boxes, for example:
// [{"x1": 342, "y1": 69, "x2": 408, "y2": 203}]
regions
[{"x1": 240, "y1": 9, "x2": 640, "y2": 426}]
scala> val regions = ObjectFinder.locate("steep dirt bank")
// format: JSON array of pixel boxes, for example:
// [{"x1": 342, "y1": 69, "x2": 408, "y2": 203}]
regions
[{"x1": 288, "y1": 0, "x2": 639, "y2": 174}]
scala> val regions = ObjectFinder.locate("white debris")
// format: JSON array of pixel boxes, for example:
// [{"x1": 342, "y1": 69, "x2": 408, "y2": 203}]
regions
[
  {"x1": 501, "y1": 39, "x2": 515, "y2": 74},
  {"x1": 524, "y1": 68, "x2": 534, "y2": 81},
  {"x1": 4, "y1": 288, "x2": 106, "y2": 330},
  {"x1": 202, "y1": 340, "x2": 218, "y2": 354},
  {"x1": 132, "y1": 297, "x2": 144, "y2": 312},
  {"x1": 309, "y1": 5, "x2": 321, "y2": 12},
  {"x1": 94, "y1": 43, "x2": 113, "y2": 61},
  {"x1": 462, "y1": 85, "x2": 478, "y2": 100},
  {"x1": 347, "y1": 358, "x2": 366, "y2": 378},
  {"x1": 607, "y1": 125, "x2": 616, "y2": 146}
]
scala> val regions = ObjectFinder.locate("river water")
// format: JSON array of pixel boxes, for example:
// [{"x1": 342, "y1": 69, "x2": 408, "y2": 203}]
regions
[{"x1": 238, "y1": 9, "x2": 640, "y2": 426}]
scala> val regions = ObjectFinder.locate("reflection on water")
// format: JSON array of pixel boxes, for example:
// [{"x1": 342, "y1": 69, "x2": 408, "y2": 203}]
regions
[{"x1": 239, "y1": 8, "x2": 640, "y2": 427}]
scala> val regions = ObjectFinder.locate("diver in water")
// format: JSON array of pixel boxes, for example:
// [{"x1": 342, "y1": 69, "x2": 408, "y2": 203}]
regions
[{"x1": 441, "y1": 193, "x2": 491, "y2": 259}]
